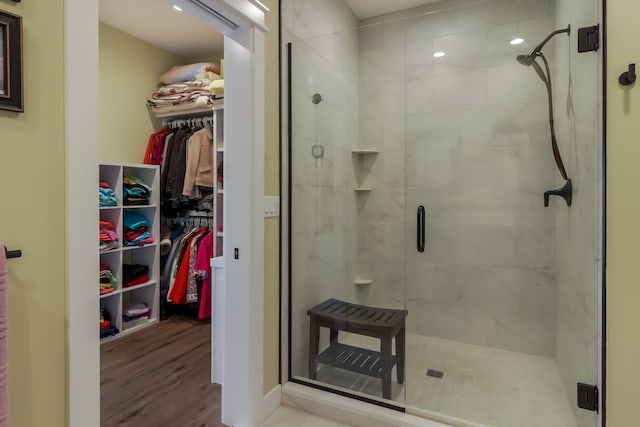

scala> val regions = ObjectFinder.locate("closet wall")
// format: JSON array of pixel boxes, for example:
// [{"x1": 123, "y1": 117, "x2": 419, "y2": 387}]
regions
[
  {"x1": 99, "y1": 22, "x2": 223, "y2": 163},
  {"x1": 99, "y1": 23, "x2": 187, "y2": 163}
]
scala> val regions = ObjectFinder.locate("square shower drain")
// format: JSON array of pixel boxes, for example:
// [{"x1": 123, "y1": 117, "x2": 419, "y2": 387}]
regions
[{"x1": 426, "y1": 369, "x2": 444, "y2": 379}]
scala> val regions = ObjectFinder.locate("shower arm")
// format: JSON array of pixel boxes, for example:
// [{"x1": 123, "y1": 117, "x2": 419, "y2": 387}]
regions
[{"x1": 531, "y1": 26, "x2": 571, "y2": 57}]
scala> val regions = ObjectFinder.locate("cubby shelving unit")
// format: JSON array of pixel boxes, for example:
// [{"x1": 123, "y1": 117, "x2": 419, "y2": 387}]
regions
[{"x1": 99, "y1": 162, "x2": 160, "y2": 343}]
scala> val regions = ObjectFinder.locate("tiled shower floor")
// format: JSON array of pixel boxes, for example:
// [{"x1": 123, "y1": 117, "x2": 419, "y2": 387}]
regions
[{"x1": 309, "y1": 333, "x2": 578, "y2": 427}]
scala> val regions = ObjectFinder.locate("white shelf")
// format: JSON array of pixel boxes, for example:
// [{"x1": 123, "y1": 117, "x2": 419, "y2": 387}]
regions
[
  {"x1": 100, "y1": 205, "x2": 120, "y2": 210},
  {"x1": 217, "y1": 189, "x2": 225, "y2": 194},
  {"x1": 119, "y1": 318, "x2": 158, "y2": 335},
  {"x1": 217, "y1": 232, "x2": 224, "y2": 237},
  {"x1": 122, "y1": 204, "x2": 157, "y2": 209},
  {"x1": 351, "y1": 148, "x2": 380, "y2": 154},
  {"x1": 122, "y1": 280, "x2": 157, "y2": 293},
  {"x1": 354, "y1": 187, "x2": 373, "y2": 192},
  {"x1": 354, "y1": 279, "x2": 373, "y2": 286},
  {"x1": 100, "y1": 289, "x2": 121, "y2": 299},
  {"x1": 121, "y1": 243, "x2": 158, "y2": 252},
  {"x1": 217, "y1": 146, "x2": 224, "y2": 152},
  {"x1": 152, "y1": 99, "x2": 224, "y2": 119}
]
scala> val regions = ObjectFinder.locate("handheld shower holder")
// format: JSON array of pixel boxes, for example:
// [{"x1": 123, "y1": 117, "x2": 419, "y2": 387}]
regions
[{"x1": 544, "y1": 179, "x2": 572, "y2": 207}]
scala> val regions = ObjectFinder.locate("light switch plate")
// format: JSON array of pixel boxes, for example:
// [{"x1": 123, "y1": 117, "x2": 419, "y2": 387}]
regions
[{"x1": 264, "y1": 196, "x2": 280, "y2": 217}]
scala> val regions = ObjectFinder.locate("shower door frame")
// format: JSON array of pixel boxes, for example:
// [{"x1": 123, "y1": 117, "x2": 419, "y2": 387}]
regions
[{"x1": 281, "y1": 1, "x2": 608, "y2": 425}]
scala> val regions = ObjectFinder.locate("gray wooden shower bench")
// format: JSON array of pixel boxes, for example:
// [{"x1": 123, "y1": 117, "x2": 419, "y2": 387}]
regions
[{"x1": 307, "y1": 298, "x2": 407, "y2": 399}]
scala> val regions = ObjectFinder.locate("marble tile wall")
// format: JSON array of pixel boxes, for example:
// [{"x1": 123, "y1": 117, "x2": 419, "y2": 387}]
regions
[
  {"x1": 357, "y1": 0, "x2": 561, "y2": 356},
  {"x1": 553, "y1": 0, "x2": 600, "y2": 425},
  {"x1": 283, "y1": 0, "x2": 360, "y2": 378}
]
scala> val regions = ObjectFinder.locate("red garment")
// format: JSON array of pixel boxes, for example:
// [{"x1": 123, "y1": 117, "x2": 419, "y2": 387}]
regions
[
  {"x1": 99, "y1": 220, "x2": 114, "y2": 229},
  {"x1": 124, "y1": 274, "x2": 149, "y2": 288},
  {"x1": 168, "y1": 228, "x2": 208, "y2": 305},
  {"x1": 195, "y1": 232, "x2": 214, "y2": 319},
  {"x1": 99, "y1": 180, "x2": 111, "y2": 189},
  {"x1": 125, "y1": 227, "x2": 148, "y2": 240},
  {"x1": 143, "y1": 132, "x2": 155, "y2": 164},
  {"x1": 144, "y1": 129, "x2": 171, "y2": 165},
  {"x1": 152, "y1": 129, "x2": 170, "y2": 165},
  {"x1": 168, "y1": 245, "x2": 192, "y2": 304}
]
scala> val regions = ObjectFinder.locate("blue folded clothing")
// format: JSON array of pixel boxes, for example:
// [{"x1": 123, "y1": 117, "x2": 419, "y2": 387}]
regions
[{"x1": 124, "y1": 211, "x2": 150, "y2": 231}]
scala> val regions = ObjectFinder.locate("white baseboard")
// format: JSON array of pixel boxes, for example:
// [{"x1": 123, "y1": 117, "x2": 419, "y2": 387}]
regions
[
  {"x1": 262, "y1": 384, "x2": 282, "y2": 422},
  {"x1": 281, "y1": 382, "x2": 462, "y2": 427}
]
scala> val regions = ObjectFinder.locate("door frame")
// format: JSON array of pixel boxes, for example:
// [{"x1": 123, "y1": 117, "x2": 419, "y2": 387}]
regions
[{"x1": 65, "y1": 1, "x2": 269, "y2": 426}]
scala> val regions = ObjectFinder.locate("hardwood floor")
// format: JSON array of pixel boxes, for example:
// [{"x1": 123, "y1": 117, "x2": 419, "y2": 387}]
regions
[{"x1": 101, "y1": 315, "x2": 224, "y2": 427}]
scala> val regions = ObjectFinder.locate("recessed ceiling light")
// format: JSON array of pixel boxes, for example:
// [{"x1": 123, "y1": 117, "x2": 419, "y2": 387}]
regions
[
  {"x1": 510, "y1": 38, "x2": 524, "y2": 45},
  {"x1": 172, "y1": 4, "x2": 183, "y2": 12},
  {"x1": 433, "y1": 51, "x2": 446, "y2": 58}
]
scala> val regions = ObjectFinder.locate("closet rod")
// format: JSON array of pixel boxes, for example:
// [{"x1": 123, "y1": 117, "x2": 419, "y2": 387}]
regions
[{"x1": 4, "y1": 246, "x2": 22, "y2": 259}]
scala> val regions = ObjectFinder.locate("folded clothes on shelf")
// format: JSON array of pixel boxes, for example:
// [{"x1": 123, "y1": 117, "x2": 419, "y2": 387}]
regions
[
  {"x1": 100, "y1": 180, "x2": 117, "y2": 207},
  {"x1": 122, "y1": 302, "x2": 151, "y2": 329},
  {"x1": 123, "y1": 263, "x2": 150, "y2": 287},
  {"x1": 100, "y1": 307, "x2": 119, "y2": 338},
  {"x1": 123, "y1": 176, "x2": 151, "y2": 206},
  {"x1": 123, "y1": 211, "x2": 155, "y2": 246},
  {"x1": 100, "y1": 263, "x2": 117, "y2": 295},
  {"x1": 99, "y1": 220, "x2": 119, "y2": 251}
]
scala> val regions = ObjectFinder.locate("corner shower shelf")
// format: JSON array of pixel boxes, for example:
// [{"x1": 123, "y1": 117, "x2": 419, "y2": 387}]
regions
[
  {"x1": 354, "y1": 187, "x2": 373, "y2": 192},
  {"x1": 351, "y1": 148, "x2": 380, "y2": 154},
  {"x1": 354, "y1": 279, "x2": 372, "y2": 286}
]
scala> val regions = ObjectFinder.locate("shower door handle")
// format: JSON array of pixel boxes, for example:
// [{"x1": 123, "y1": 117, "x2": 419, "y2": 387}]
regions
[{"x1": 417, "y1": 206, "x2": 425, "y2": 253}]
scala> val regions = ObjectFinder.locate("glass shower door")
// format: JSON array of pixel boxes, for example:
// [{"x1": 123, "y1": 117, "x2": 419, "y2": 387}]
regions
[
  {"x1": 401, "y1": 1, "x2": 601, "y2": 427},
  {"x1": 288, "y1": 24, "x2": 408, "y2": 407}
]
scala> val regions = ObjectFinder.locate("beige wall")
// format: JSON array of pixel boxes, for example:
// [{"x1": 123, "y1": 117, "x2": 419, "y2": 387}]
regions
[
  {"x1": 99, "y1": 23, "x2": 186, "y2": 163},
  {"x1": 0, "y1": 2, "x2": 67, "y2": 427},
  {"x1": 607, "y1": 0, "x2": 640, "y2": 425},
  {"x1": 186, "y1": 51, "x2": 225, "y2": 65},
  {"x1": 263, "y1": 0, "x2": 281, "y2": 395}
]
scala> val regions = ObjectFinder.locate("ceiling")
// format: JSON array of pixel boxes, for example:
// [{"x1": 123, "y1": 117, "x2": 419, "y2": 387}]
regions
[
  {"x1": 99, "y1": 0, "x2": 223, "y2": 58},
  {"x1": 99, "y1": 0, "x2": 442, "y2": 57},
  {"x1": 344, "y1": 0, "x2": 442, "y2": 20}
]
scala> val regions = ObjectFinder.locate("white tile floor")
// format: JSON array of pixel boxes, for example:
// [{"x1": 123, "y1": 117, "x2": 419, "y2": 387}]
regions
[
  {"x1": 262, "y1": 405, "x2": 352, "y2": 427},
  {"x1": 303, "y1": 333, "x2": 578, "y2": 427}
]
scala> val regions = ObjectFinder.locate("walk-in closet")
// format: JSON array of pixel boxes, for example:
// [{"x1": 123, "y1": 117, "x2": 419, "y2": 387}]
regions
[{"x1": 97, "y1": 1, "x2": 226, "y2": 425}]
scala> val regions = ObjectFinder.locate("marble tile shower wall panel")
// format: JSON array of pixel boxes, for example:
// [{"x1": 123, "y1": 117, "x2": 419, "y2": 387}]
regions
[
  {"x1": 355, "y1": 21, "x2": 407, "y2": 311},
  {"x1": 358, "y1": 0, "x2": 561, "y2": 356},
  {"x1": 553, "y1": 0, "x2": 600, "y2": 423},
  {"x1": 283, "y1": 0, "x2": 360, "y2": 376}
]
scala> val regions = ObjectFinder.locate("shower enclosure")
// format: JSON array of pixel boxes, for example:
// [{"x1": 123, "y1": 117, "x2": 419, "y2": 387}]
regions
[{"x1": 288, "y1": 1, "x2": 602, "y2": 426}]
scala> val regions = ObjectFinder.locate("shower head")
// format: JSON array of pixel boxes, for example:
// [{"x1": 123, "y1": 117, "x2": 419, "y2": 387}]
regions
[
  {"x1": 516, "y1": 54, "x2": 536, "y2": 66},
  {"x1": 516, "y1": 25, "x2": 571, "y2": 66}
]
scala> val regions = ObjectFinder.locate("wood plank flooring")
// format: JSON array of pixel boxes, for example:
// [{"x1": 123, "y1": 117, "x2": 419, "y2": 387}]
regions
[{"x1": 101, "y1": 316, "x2": 224, "y2": 427}]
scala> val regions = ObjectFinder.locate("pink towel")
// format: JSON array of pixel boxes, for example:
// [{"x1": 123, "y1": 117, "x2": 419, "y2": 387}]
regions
[{"x1": 0, "y1": 244, "x2": 8, "y2": 427}]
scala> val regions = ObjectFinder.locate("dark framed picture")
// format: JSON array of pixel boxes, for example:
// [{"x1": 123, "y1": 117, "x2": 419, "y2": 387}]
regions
[{"x1": 0, "y1": 10, "x2": 23, "y2": 112}]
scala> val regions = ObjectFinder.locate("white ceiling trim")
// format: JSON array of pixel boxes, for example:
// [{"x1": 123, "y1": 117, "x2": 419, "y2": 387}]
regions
[
  {"x1": 99, "y1": 0, "x2": 224, "y2": 58},
  {"x1": 344, "y1": 0, "x2": 442, "y2": 20}
]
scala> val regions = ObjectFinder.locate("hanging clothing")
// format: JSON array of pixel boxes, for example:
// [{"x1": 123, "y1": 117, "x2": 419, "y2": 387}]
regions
[
  {"x1": 168, "y1": 228, "x2": 208, "y2": 305},
  {"x1": 182, "y1": 126, "x2": 214, "y2": 197},
  {"x1": 195, "y1": 232, "x2": 214, "y2": 320}
]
